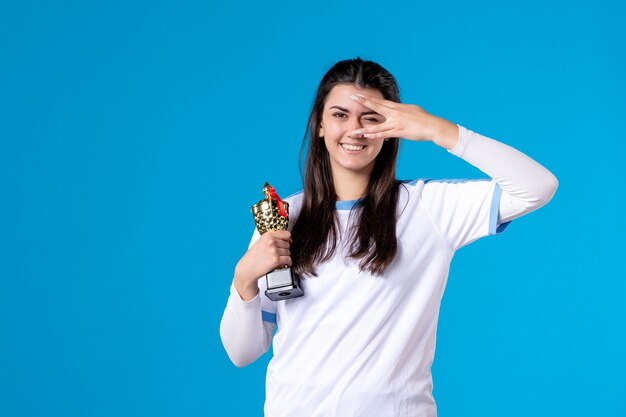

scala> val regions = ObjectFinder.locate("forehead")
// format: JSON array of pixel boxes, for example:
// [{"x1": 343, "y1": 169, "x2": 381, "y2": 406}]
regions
[{"x1": 325, "y1": 84, "x2": 384, "y2": 106}]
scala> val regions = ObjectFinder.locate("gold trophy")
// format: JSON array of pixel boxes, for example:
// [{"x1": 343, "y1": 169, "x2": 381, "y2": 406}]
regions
[{"x1": 251, "y1": 182, "x2": 304, "y2": 301}]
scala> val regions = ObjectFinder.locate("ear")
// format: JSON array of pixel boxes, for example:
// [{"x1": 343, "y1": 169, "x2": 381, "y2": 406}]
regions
[{"x1": 319, "y1": 126, "x2": 324, "y2": 137}]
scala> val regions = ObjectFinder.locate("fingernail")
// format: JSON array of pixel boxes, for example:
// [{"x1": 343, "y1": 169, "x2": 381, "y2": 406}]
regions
[
  {"x1": 350, "y1": 94, "x2": 359, "y2": 100},
  {"x1": 352, "y1": 130, "x2": 362, "y2": 135}
]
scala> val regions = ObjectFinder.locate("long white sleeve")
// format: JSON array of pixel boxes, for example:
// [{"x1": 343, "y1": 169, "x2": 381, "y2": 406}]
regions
[
  {"x1": 219, "y1": 125, "x2": 557, "y2": 366},
  {"x1": 219, "y1": 281, "x2": 276, "y2": 367},
  {"x1": 448, "y1": 125, "x2": 559, "y2": 223}
]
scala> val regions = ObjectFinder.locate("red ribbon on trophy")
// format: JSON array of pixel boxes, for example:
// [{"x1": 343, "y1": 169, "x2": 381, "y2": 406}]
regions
[{"x1": 264, "y1": 183, "x2": 287, "y2": 219}]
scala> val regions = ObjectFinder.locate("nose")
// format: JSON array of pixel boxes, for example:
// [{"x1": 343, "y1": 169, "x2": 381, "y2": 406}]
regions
[{"x1": 348, "y1": 119, "x2": 365, "y2": 139}]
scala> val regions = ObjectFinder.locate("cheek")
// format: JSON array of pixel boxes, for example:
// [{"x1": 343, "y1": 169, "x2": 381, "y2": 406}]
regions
[
  {"x1": 370, "y1": 141, "x2": 386, "y2": 155},
  {"x1": 324, "y1": 123, "x2": 343, "y2": 138}
]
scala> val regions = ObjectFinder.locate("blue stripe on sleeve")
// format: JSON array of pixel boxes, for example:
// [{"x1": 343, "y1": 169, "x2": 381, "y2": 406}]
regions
[
  {"x1": 407, "y1": 177, "x2": 512, "y2": 235},
  {"x1": 262, "y1": 310, "x2": 277, "y2": 324},
  {"x1": 490, "y1": 183, "x2": 512, "y2": 235}
]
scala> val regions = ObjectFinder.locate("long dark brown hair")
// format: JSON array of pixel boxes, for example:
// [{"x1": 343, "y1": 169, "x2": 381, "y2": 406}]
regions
[{"x1": 291, "y1": 57, "x2": 404, "y2": 278}]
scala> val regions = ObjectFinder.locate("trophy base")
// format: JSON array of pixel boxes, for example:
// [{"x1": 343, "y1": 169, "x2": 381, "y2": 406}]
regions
[{"x1": 265, "y1": 267, "x2": 304, "y2": 301}]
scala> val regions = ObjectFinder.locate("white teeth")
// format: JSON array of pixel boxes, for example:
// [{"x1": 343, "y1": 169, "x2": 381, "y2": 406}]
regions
[{"x1": 341, "y1": 144, "x2": 365, "y2": 151}]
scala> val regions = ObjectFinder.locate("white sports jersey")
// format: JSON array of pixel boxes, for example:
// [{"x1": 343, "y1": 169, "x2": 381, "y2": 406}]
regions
[
  {"x1": 220, "y1": 124, "x2": 559, "y2": 417},
  {"x1": 253, "y1": 178, "x2": 510, "y2": 417}
]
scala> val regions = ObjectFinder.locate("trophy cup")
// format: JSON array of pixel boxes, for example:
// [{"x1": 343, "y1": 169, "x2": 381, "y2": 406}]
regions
[{"x1": 251, "y1": 182, "x2": 304, "y2": 301}]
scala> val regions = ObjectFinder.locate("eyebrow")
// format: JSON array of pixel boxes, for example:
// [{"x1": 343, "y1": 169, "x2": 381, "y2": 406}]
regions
[{"x1": 329, "y1": 105, "x2": 380, "y2": 116}]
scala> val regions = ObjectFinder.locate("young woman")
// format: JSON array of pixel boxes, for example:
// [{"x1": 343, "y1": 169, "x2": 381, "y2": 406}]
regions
[{"x1": 220, "y1": 57, "x2": 558, "y2": 417}]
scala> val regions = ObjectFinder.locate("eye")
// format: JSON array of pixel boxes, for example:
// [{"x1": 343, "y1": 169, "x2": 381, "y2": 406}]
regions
[{"x1": 332, "y1": 112, "x2": 379, "y2": 122}]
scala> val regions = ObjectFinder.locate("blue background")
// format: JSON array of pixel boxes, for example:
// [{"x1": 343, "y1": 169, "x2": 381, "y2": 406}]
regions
[{"x1": 1, "y1": 0, "x2": 624, "y2": 416}]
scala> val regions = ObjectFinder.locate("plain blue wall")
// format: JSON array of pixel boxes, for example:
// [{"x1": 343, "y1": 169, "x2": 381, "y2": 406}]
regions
[{"x1": 1, "y1": 0, "x2": 624, "y2": 416}]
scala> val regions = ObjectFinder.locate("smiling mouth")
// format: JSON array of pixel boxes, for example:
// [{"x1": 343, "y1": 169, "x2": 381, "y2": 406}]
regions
[{"x1": 340, "y1": 143, "x2": 367, "y2": 151}]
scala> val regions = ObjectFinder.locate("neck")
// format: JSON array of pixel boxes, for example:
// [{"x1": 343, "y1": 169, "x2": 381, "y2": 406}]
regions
[{"x1": 332, "y1": 166, "x2": 372, "y2": 201}]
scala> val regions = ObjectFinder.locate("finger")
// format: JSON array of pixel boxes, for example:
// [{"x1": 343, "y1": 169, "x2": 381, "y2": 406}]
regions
[
  {"x1": 275, "y1": 247, "x2": 290, "y2": 256},
  {"x1": 363, "y1": 128, "x2": 397, "y2": 139},
  {"x1": 270, "y1": 230, "x2": 291, "y2": 240},
  {"x1": 272, "y1": 239, "x2": 291, "y2": 249},
  {"x1": 353, "y1": 123, "x2": 395, "y2": 136},
  {"x1": 352, "y1": 93, "x2": 398, "y2": 110},
  {"x1": 350, "y1": 94, "x2": 386, "y2": 115},
  {"x1": 278, "y1": 255, "x2": 292, "y2": 267}
]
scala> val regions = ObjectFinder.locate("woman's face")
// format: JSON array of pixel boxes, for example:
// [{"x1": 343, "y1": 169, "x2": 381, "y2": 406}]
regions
[{"x1": 319, "y1": 84, "x2": 386, "y2": 178}]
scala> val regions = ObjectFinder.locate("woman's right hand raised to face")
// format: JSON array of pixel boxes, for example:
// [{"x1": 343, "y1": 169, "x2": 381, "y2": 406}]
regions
[{"x1": 233, "y1": 230, "x2": 292, "y2": 301}]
